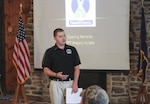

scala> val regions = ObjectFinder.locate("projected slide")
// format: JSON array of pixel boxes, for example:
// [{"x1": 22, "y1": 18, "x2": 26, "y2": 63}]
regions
[
  {"x1": 34, "y1": 0, "x2": 130, "y2": 70},
  {"x1": 66, "y1": 0, "x2": 96, "y2": 27}
]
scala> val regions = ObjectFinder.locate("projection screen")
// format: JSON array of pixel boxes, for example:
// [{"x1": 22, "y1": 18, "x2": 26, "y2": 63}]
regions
[{"x1": 34, "y1": 0, "x2": 130, "y2": 70}]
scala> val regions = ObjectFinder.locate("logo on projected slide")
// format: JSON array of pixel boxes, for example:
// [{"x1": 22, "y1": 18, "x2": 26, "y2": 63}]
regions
[
  {"x1": 65, "y1": 0, "x2": 95, "y2": 27},
  {"x1": 71, "y1": 0, "x2": 90, "y2": 17}
]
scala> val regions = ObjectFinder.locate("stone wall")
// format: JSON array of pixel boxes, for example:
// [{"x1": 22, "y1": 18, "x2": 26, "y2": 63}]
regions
[{"x1": 24, "y1": 0, "x2": 150, "y2": 103}]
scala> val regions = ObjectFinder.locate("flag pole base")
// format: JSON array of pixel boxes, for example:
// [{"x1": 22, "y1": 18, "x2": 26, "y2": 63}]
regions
[
  {"x1": 12, "y1": 83, "x2": 28, "y2": 104},
  {"x1": 135, "y1": 83, "x2": 150, "y2": 104}
]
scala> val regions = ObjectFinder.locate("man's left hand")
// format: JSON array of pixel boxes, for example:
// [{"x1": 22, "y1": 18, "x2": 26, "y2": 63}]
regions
[{"x1": 72, "y1": 83, "x2": 78, "y2": 93}]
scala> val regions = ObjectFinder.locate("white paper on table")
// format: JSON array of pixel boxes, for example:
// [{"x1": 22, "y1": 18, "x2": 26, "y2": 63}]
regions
[{"x1": 66, "y1": 88, "x2": 83, "y2": 104}]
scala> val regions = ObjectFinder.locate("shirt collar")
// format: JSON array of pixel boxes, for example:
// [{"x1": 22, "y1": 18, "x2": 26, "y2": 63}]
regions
[{"x1": 54, "y1": 44, "x2": 69, "y2": 50}]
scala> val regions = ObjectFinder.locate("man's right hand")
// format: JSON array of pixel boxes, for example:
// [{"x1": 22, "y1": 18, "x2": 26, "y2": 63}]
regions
[{"x1": 56, "y1": 72, "x2": 69, "y2": 80}]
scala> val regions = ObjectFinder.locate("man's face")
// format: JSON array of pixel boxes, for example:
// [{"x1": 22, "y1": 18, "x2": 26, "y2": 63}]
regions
[{"x1": 54, "y1": 31, "x2": 66, "y2": 46}]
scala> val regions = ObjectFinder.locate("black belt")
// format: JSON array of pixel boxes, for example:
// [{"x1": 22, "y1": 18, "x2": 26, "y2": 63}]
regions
[{"x1": 51, "y1": 77, "x2": 72, "y2": 81}]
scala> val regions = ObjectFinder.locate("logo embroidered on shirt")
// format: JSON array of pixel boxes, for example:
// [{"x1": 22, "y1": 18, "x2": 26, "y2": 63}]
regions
[{"x1": 66, "y1": 49, "x2": 72, "y2": 54}]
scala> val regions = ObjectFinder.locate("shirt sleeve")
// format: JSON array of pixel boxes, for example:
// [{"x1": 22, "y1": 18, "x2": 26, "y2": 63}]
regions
[
  {"x1": 73, "y1": 47, "x2": 81, "y2": 66},
  {"x1": 42, "y1": 49, "x2": 51, "y2": 69}
]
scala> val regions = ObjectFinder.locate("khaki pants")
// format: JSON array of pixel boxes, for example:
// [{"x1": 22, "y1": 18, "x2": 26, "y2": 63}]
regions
[{"x1": 49, "y1": 80, "x2": 73, "y2": 104}]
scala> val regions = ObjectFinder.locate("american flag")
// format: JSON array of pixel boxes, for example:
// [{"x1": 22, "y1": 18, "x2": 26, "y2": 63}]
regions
[{"x1": 13, "y1": 16, "x2": 31, "y2": 84}]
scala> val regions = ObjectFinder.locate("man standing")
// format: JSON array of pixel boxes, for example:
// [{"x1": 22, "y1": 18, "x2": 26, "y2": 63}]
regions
[{"x1": 42, "y1": 28, "x2": 81, "y2": 104}]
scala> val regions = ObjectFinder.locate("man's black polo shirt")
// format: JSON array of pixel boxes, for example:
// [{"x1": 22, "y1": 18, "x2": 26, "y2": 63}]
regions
[{"x1": 42, "y1": 44, "x2": 81, "y2": 80}]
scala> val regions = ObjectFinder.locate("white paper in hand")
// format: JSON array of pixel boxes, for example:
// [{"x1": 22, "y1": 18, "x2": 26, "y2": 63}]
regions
[{"x1": 66, "y1": 88, "x2": 83, "y2": 104}]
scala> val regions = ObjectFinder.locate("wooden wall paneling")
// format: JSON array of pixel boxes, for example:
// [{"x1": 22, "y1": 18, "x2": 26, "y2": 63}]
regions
[
  {"x1": 4, "y1": 0, "x2": 31, "y2": 92},
  {"x1": 0, "y1": 0, "x2": 5, "y2": 93}
]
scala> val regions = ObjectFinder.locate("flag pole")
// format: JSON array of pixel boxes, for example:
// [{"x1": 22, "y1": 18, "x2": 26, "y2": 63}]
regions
[
  {"x1": 135, "y1": 0, "x2": 150, "y2": 103},
  {"x1": 12, "y1": 1, "x2": 28, "y2": 103},
  {"x1": 141, "y1": 0, "x2": 144, "y2": 8},
  {"x1": 19, "y1": 0, "x2": 23, "y2": 16}
]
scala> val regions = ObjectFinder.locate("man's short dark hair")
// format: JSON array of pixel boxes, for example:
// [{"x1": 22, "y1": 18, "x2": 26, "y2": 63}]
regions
[{"x1": 53, "y1": 28, "x2": 64, "y2": 37}]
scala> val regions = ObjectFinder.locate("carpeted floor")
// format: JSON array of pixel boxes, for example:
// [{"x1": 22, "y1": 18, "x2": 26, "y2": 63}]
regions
[
  {"x1": 0, "y1": 95, "x2": 50, "y2": 104},
  {"x1": 0, "y1": 101, "x2": 50, "y2": 104},
  {"x1": 0, "y1": 99, "x2": 50, "y2": 104},
  {"x1": 17, "y1": 99, "x2": 50, "y2": 104}
]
